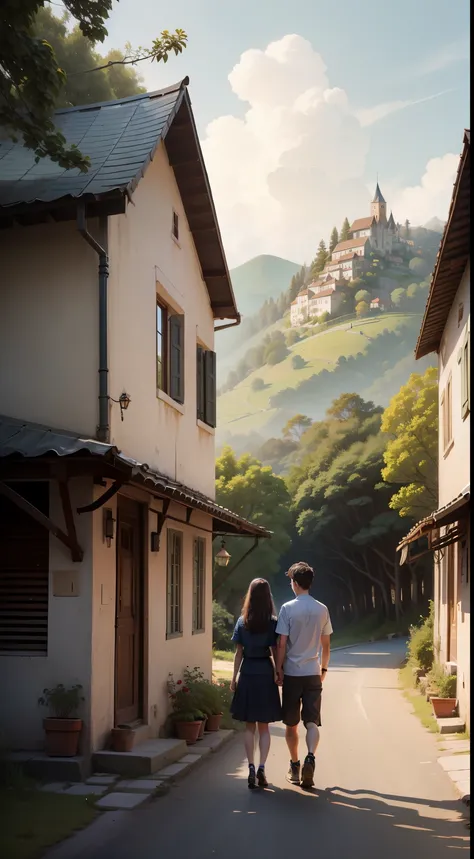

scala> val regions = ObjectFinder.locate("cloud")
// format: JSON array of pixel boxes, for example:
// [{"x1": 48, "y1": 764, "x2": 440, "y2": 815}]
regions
[
  {"x1": 356, "y1": 90, "x2": 452, "y2": 127},
  {"x1": 414, "y1": 38, "x2": 470, "y2": 77},
  {"x1": 391, "y1": 153, "x2": 459, "y2": 226},
  {"x1": 201, "y1": 35, "x2": 458, "y2": 268}
]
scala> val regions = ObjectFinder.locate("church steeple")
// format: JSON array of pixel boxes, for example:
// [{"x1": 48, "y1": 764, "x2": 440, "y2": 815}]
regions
[{"x1": 371, "y1": 181, "x2": 387, "y2": 223}]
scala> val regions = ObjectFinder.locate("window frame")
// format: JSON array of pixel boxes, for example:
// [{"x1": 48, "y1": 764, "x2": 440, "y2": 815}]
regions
[
  {"x1": 458, "y1": 323, "x2": 470, "y2": 420},
  {"x1": 156, "y1": 299, "x2": 169, "y2": 394},
  {"x1": 192, "y1": 538, "x2": 206, "y2": 634},
  {"x1": 441, "y1": 373, "x2": 453, "y2": 455},
  {"x1": 166, "y1": 529, "x2": 183, "y2": 638},
  {"x1": 172, "y1": 210, "x2": 180, "y2": 243}
]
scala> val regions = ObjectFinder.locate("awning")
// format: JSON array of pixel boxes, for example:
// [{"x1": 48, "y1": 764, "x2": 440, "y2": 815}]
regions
[
  {"x1": 397, "y1": 487, "x2": 470, "y2": 564},
  {"x1": 0, "y1": 415, "x2": 272, "y2": 550}
]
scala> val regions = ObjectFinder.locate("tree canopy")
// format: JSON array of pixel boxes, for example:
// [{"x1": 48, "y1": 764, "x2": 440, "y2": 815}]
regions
[
  {"x1": 0, "y1": 1, "x2": 186, "y2": 170},
  {"x1": 381, "y1": 367, "x2": 438, "y2": 519},
  {"x1": 214, "y1": 448, "x2": 292, "y2": 612},
  {"x1": 340, "y1": 217, "x2": 351, "y2": 242}
]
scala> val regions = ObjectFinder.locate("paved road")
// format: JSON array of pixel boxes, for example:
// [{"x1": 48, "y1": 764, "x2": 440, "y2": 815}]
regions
[{"x1": 65, "y1": 641, "x2": 469, "y2": 859}]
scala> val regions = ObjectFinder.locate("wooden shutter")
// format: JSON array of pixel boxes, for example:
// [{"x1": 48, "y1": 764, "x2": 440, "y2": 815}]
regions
[
  {"x1": 0, "y1": 482, "x2": 49, "y2": 653},
  {"x1": 169, "y1": 314, "x2": 185, "y2": 404},
  {"x1": 204, "y1": 350, "x2": 217, "y2": 428},
  {"x1": 196, "y1": 346, "x2": 205, "y2": 422},
  {"x1": 461, "y1": 327, "x2": 470, "y2": 419}
]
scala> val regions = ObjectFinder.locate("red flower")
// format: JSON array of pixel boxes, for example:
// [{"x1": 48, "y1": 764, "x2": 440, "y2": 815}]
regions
[
  {"x1": 177, "y1": 680, "x2": 182, "y2": 685},
  {"x1": 183, "y1": 687, "x2": 190, "y2": 693}
]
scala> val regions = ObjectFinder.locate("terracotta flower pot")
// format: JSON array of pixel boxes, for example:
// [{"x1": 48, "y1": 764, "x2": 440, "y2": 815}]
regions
[
  {"x1": 205, "y1": 713, "x2": 223, "y2": 732},
  {"x1": 111, "y1": 728, "x2": 134, "y2": 752},
  {"x1": 197, "y1": 718, "x2": 207, "y2": 740},
  {"x1": 431, "y1": 697, "x2": 457, "y2": 718},
  {"x1": 175, "y1": 720, "x2": 202, "y2": 745},
  {"x1": 43, "y1": 718, "x2": 82, "y2": 757}
]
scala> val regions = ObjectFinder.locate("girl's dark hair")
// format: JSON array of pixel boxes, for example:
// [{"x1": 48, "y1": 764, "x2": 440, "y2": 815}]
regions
[{"x1": 242, "y1": 578, "x2": 276, "y2": 634}]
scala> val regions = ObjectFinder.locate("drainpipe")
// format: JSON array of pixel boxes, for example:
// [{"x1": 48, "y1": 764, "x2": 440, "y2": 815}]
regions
[
  {"x1": 214, "y1": 315, "x2": 241, "y2": 333},
  {"x1": 77, "y1": 203, "x2": 110, "y2": 443}
]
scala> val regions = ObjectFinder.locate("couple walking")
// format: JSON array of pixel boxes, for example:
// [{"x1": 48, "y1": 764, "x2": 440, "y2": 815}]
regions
[{"x1": 230, "y1": 561, "x2": 333, "y2": 790}]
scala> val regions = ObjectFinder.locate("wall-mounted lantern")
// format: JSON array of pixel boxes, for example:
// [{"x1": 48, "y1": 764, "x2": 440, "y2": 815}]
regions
[
  {"x1": 103, "y1": 508, "x2": 115, "y2": 547},
  {"x1": 215, "y1": 539, "x2": 231, "y2": 568},
  {"x1": 110, "y1": 392, "x2": 131, "y2": 421}
]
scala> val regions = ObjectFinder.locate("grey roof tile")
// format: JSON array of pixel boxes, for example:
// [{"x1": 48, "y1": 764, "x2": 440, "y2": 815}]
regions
[{"x1": 0, "y1": 81, "x2": 187, "y2": 207}]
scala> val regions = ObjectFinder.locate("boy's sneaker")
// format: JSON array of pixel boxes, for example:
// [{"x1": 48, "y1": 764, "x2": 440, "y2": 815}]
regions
[
  {"x1": 257, "y1": 766, "x2": 268, "y2": 788},
  {"x1": 287, "y1": 760, "x2": 301, "y2": 784},
  {"x1": 301, "y1": 754, "x2": 315, "y2": 789}
]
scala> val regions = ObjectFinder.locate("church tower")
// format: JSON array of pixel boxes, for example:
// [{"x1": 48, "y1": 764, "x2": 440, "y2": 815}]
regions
[{"x1": 371, "y1": 182, "x2": 387, "y2": 223}]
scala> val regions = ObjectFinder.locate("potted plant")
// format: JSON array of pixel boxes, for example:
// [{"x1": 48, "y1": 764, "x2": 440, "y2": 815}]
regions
[
  {"x1": 183, "y1": 667, "x2": 223, "y2": 732},
  {"x1": 428, "y1": 666, "x2": 457, "y2": 718},
  {"x1": 110, "y1": 726, "x2": 134, "y2": 752},
  {"x1": 38, "y1": 684, "x2": 84, "y2": 757},
  {"x1": 167, "y1": 673, "x2": 202, "y2": 745}
]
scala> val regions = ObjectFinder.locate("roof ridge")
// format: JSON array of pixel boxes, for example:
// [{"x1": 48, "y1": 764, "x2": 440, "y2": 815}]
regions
[{"x1": 54, "y1": 78, "x2": 189, "y2": 116}]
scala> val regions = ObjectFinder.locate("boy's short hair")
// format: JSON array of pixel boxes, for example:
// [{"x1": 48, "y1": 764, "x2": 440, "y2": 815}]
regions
[{"x1": 286, "y1": 561, "x2": 314, "y2": 591}]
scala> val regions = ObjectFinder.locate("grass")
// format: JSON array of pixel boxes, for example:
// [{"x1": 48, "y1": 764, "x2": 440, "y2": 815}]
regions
[
  {"x1": 213, "y1": 649, "x2": 234, "y2": 662},
  {"x1": 0, "y1": 787, "x2": 98, "y2": 859},
  {"x1": 399, "y1": 663, "x2": 439, "y2": 733},
  {"x1": 217, "y1": 312, "x2": 420, "y2": 435}
]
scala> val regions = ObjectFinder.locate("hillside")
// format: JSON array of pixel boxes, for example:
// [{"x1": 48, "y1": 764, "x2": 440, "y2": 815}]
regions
[
  {"x1": 229, "y1": 254, "x2": 301, "y2": 317},
  {"x1": 217, "y1": 312, "x2": 435, "y2": 447}
]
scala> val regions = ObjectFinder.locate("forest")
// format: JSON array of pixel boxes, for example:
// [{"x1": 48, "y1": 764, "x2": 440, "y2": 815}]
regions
[{"x1": 213, "y1": 368, "x2": 437, "y2": 646}]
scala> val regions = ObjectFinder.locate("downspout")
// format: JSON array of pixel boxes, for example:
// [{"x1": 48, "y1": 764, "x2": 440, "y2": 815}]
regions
[{"x1": 77, "y1": 203, "x2": 110, "y2": 443}]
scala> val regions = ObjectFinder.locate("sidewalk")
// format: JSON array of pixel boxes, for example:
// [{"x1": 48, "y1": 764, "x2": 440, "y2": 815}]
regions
[{"x1": 437, "y1": 734, "x2": 470, "y2": 805}]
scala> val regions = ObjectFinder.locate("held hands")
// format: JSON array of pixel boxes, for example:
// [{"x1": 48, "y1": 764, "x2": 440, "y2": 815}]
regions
[
  {"x1": 230, "y1": 678, "x2": 237, "y2": 692},
  {"x1": 275, "y1": 670, "x2": 283, "y2": 686}
]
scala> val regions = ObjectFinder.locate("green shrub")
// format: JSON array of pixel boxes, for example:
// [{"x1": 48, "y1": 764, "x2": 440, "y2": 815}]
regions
[
  {"x1": 407, "y1": 601, "x2": 434, "y2": 672},
  {"x1": 428, "y1": 664, "x2": 457, "y2": 698},
  {"x1": 212, "y1": 601, "x2": 234, "y2": 650}
]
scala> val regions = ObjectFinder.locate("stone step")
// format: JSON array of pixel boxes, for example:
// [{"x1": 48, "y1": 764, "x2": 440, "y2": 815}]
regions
[
  {"x1": 436, "y1": 717, "x2": 466, "y2": 735},
  {"x1": 7, "y1": 751, "x2": 88, "y2": 783},
  {"x1": 92, "y1": 738, "x2": 187, "y2": 778}
]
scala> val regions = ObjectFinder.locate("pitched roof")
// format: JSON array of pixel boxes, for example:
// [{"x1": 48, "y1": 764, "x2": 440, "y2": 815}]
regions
[
  {"x1": 333, "y1": 237, "x2": 369, "y2": 253},
  {"x1": 309, "y1": 288, "x2": 339, "y2": 299},
  {"x1": 372, "y1": 182, "x2": 386, "y2": 203},
  {"x1": 350, "y1": 216, "x2": 374, "y2": 232},
  {"x1": 415, "y1": 130, "x2": 470, "y2": 359},
  {"x1": 327, "y1": 252, "x2": 359, "y2": 264},
  {"x1": 0, "y1": 415, "x2": 271, "y2": 538},
  {"x1": 0, "y1": 79, "x2": 238, "y2": 320},
  {"x1": 387, "y1": 211, "x2": 396, "y2": 229}
]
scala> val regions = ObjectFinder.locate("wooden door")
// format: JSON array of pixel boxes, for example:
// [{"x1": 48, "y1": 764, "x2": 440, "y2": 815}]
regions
[
  {"x1": 115, "y1": 498, "x2": 143, "y2": 725},
  {"x1": 446, "y1": 542, "x2": 457, "y2": 661}
]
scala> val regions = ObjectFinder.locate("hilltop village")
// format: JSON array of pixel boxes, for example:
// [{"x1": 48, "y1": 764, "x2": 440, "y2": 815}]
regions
[{"x1": 290, "y1": 184, "x2": 410, "y2": 326}]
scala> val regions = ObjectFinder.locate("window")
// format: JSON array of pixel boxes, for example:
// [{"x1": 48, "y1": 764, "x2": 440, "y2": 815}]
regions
[
  {"x1": 172, "y1": 211, "x2": 179, "y2": 242},
  {"x1": 441, "y1": 374, "x2": 453, "y2": 452},
  {"x1": 156, "y1": 300, "x2": 185, "y2": 404},
  {"x1": 0, "y1": 482, "x2": 49, "y2": 654},
  {"x1": 166, "y1": 530, "x2": 183, "y2": 636},
  {"x1": 458, "y1": 323, "x2": 470, "y2": 420},
  {"x1": 192, "y1": 538, "x2": 206, "y2": 633},
  {"x1": 196, "y1": 345, "x2": 217, "y2": 427}
]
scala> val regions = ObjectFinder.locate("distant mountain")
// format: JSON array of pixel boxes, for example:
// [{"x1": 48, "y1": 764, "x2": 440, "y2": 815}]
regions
[
  {"x1": 423, "y1": 217, "x2": 445, "y2": 233},
  {"x1": 230, "y1": 254, "x2": 301, "y2": 317}
]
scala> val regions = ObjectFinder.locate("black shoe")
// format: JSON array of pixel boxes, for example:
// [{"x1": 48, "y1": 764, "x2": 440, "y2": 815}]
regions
[
  {"x1": 257, "y1": 767, "x2": 268, "y2": 788},
  {"x1": 287, "y1": 760, "x2": 301, "y2": 785},
  {"x1": 248, "y1": 766, "x2": 257, "y2": 790},
  {"x1": 301, "y1": 754, "x2": 315, "y2": 789}
]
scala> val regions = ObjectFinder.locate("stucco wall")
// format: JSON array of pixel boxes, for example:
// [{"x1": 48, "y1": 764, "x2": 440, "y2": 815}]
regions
[
  {"x1": 0, "y1": 221, "x2": 99, "y2": 437},
  {"x1": 435, "y1": 260, "x2": 470, "y2": 731},
  {"x1": 0, "y1": 478, "x2": 94, "y2": 751},
  {"x1": 107, "y1": 143, "x2": 216, "y2": 499}
]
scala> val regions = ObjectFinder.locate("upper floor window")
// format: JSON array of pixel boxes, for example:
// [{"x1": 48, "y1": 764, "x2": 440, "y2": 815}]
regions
[
  {"x1": 192, "y1": 538, "x2": 206, "y2": 633},
  {"x1": 441, "y1": 374, "x2": 453, "y2": 453},
  {"x1": 459, "y1": 322, "x2": 470, "y2": 420},
  {"x1": 172, "y1": 211, "x2": 179, "y2": 243},
  {"x1": 156, "y1": 300, "x2": 185, "y2": 404},
  {"x1": 196, "y1": 345, "x2": 216, "y2": 427}
]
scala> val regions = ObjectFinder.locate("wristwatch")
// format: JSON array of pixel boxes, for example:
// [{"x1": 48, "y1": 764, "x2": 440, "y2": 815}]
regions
[{"x1": 322, "y1": 668, "x2": 328, "y2": 674}]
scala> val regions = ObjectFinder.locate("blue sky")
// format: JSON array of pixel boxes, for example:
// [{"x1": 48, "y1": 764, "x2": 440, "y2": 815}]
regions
[{"x1": 101, "y1": 0, "x2": 470, "y2": 265}]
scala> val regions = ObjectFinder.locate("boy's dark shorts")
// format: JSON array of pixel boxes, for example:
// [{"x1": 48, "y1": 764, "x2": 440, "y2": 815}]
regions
[{"x1": 282, "y1": 674, "x2": 322, "y2": 727}]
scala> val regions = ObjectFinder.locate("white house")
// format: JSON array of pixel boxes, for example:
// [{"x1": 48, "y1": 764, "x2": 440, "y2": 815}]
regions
[
  {"x1": 397, "y1": 130, "x2": 470, "y2": 731},
  {"x1": 0, "y1": 79, "x2": 269, "y2": 773},
  {"x1": 308, "y1": 287, "x2": 344, "y2": 319}
]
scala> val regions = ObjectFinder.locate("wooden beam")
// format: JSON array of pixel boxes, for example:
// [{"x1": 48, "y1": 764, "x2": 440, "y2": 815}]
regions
[
  {"x1": 77, "y1": 480, "x2": 125, "y2": 514},
  {"x1": 0, "y1": 480, "x2": 84, "y2": 562},
  {"x1": 58, "y1": 481, "x2": 83, "y2": 562}
]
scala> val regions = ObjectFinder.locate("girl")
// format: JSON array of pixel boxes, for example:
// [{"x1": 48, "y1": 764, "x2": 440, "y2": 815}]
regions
[{"x1": 230, "y1": 578, "x2": 282, "y2": 789}]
